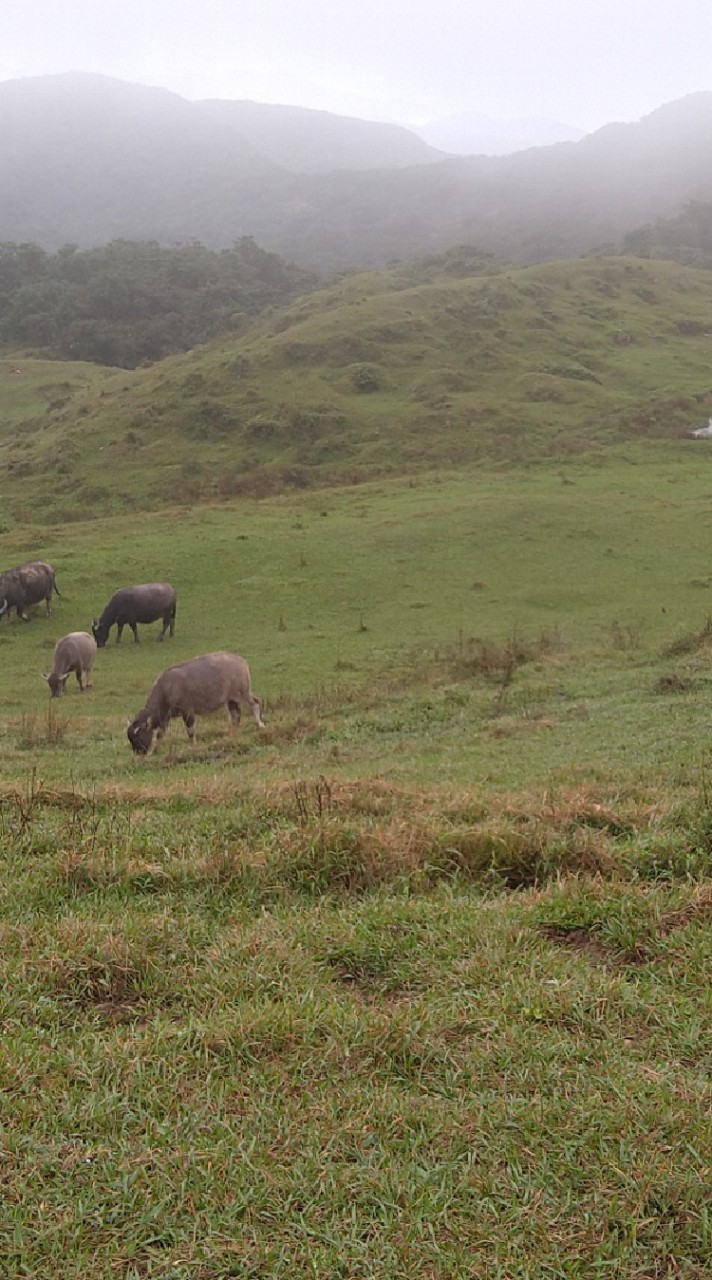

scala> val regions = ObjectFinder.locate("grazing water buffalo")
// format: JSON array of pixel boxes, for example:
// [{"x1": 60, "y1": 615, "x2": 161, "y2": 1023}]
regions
[
  {"x1": 0, "y1": 560, "x2": 61, "y2": 621},
  {"x1": 42, "y1": 631, "x2": 97, "y2": 697},
  {"x1": 92, "y1": 582, "x2": 176, "y2": 648},
  {"x1": 127, "y1": 651, "x2": 265, "y2": 755}
]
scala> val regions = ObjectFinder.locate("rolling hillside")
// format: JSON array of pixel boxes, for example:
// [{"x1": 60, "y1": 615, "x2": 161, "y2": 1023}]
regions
[{"x1": 2, "y1": 254, "x2": 712, "y2": 523}]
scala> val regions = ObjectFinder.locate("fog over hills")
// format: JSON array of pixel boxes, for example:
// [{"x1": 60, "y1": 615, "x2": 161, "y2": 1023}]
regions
[
  {"x1": 196, "y1": 99, "x2": 447, "y2": 172},
  {"x1": 414, "y1": 112, "x2": 586, "y2": 156},
  {"x1": 2, "y1": 73, "x2": 712, "y2": 273}
]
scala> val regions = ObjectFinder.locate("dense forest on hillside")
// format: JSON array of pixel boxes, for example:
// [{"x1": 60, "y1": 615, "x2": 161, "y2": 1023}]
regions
[{"x1": 0, "y1": 237, "x2": 316, "y2": 367}]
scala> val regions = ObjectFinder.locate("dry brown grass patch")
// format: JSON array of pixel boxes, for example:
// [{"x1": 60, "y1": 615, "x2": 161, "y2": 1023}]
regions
[{"x1": 540, "y1": 923, "x2": 649, "y2": 967}]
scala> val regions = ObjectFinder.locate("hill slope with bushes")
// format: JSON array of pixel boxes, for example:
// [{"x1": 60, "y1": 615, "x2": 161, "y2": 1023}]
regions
[{"x1": 3, "y1": 252, "x2": 712, "y2": 522}]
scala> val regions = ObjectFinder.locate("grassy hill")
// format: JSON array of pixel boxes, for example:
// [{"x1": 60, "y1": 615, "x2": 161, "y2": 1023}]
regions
[{"x1": 2, "y1": 254, "x2": 712, "y2": 523}]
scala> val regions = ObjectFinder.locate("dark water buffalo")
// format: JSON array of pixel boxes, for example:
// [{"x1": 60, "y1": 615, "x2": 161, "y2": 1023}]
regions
[
  {"x1": 127, "y1": 651, "x2": 265, "y2": 755},
  {"x1": 92, "y1": 583, "x2": 176, "y2": 648},
  {"x1": 42, "y1": 631, "x2": 97, "y2": 697},
  {"x1": 0, "y1": 560, "x2": 61, "y2": 621}
]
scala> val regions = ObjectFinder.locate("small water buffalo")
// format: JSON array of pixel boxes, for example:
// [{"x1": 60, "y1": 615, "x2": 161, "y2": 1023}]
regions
[
  {"x1": 0, "y1": 560, "x2": 61, "y2": 621},
  {"x1": 92, "y1": 583, "x2": 176, "y2": 648},
  {"x1": 127, "y1": 651, "x2": 265, "y2": 755},
  {"x1": 42, "y1": 631, "x2": 97, "y2": 697}
]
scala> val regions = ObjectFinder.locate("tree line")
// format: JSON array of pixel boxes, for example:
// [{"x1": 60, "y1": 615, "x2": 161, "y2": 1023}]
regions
[{"x1": 0, "y1": 237, "x2": 317, "y2": 368}]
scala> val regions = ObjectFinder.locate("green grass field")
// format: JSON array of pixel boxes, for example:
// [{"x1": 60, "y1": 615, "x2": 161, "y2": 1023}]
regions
[
  {"x1": 4, "y1": 252, "x2": 712, "y2": 1276},
  {"x1": 2, "y1": 457, "x2": 712, "y2": 1276}
]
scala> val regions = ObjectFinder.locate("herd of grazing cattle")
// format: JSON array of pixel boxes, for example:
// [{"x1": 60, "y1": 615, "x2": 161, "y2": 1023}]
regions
[{"x1": 0, "y1": 559, "x2": 265, "y2": 757}]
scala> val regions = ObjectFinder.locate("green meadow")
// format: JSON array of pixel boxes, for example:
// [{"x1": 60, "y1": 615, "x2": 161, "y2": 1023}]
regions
[
  {"x1": 3, "y1": 255, "x2": 712, "y2": 1276},
  {"x1": 4, "y1": 453, "x2": 712, "y2": 792}
]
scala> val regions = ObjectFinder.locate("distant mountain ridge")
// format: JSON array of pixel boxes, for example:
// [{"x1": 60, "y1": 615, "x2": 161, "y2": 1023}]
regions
[
  {"x1": 2, "y1": 73, "x2": 712, "y2": 273},
  {"x1": 196, "y1": 98, "x2": 447, "y2": 172}
]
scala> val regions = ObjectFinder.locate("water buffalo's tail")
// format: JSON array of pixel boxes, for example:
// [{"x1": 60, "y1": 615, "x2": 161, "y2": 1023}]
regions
[{"x1": 53, "y1": 575, "x2": 62, "y2": 597}]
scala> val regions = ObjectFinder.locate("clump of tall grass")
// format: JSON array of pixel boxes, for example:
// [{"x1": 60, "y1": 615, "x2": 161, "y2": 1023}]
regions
[
  {"x1": 444, "y1": 627, "x2": 563, "y2": 706},
  {"x1": 16, "y1": 704, "x2": 67, "y2": 750},
  {"x1": 661, "y1": 615, "x2": 712, "y2": 658}
]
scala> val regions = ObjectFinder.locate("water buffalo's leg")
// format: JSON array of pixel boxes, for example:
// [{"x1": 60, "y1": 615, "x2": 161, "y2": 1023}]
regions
[
  {"x1": 46, "y1": 595, "x2": 52, "y2": 617},
  {"x1": 19, "y1": 610, "x2": 30, "y2": 622},
  {"x1": 246, "y1": 694, "x2": 266, "y2": 729},
  {"x1": 116, "y1": 623, "x2": 124, "y2": 643},
  {"x1": 183, "y1": 713, "x2": 196, "y2": 745},
  {"x1": 227, "y1": 700, "x2": 242, "y2": 728},
  {"x1": 130, "y1": 622, "x2": 139, "y2": 643}
]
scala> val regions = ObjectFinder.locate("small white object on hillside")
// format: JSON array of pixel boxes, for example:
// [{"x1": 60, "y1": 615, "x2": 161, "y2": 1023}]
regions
[{"x1": 690, "y1": 418, "x2": 712, "y2": 438}]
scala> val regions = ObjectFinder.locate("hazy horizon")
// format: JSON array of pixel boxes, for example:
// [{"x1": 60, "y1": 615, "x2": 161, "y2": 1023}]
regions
[{"x1": 2, "y1": 0, "x2": 711, "y2": 134}]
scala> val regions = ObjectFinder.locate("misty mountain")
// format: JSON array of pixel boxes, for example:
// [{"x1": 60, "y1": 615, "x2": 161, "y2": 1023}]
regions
[
  {"x1": 275, "y1": 92, "x2": 712, "y2": 271},
  {"x1": 0, "y1": 72, "x2": 291, "y2": 246},
  {"x1": 414, "y1": 111, "x2": 585, "y2": 155},
  {"x1": 196, "y1": 99, "x2": 447, "y2": 172},
  {"x1": 2, "y1": 74, "x2": 712, "y2": 274}
]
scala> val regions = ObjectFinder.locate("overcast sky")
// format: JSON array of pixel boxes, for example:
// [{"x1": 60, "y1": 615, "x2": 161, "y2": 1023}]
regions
[{"x1": 2, "y1": 0, "x2": 711, "y2": 131}]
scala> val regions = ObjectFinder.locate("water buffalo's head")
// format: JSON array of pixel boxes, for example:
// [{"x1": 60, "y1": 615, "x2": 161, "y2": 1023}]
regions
[
  {"x1": 41, "y1": 670, "x2": 69, "y2": 698},
  {"x1": 92, "y1": 618, "x2": 109, "y2": 648},
  {"x1": 127, "y1": 710, "x2": 155, "y2": 755}
]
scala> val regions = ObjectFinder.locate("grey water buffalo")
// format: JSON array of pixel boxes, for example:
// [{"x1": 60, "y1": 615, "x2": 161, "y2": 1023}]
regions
[
  {"x1": 0, "y1": 560, "x2": 61, "y2": 621},
  {"x1": 42, "y1": 631, "x2": 97, "y2": 697},
  {"x1": 127, "y1": 651, "x2": 265, "y2": 755},
  {"x1": 92, "y1": 583, "x2": 176, "y2": 647}
]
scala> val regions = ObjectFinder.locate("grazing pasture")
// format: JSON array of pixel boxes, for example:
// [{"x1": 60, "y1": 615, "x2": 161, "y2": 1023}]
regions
[
  {"x1": 1, "y1": 457, "x2": 712, "y2": 788},
  {"x1": 3, "y1": 460, "x2": 712, "y2": 1277}
]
